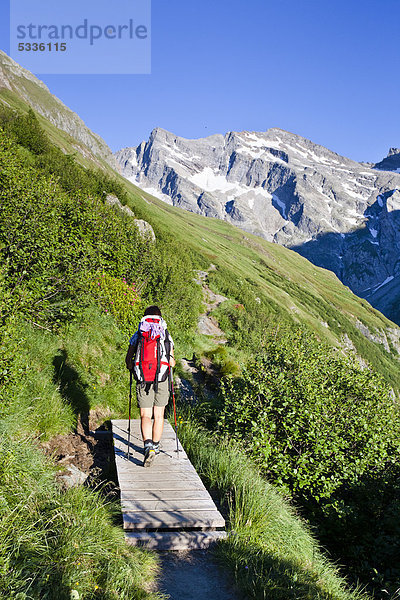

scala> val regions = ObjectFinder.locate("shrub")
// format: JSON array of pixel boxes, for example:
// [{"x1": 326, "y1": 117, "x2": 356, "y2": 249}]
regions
[
  {"x1": 177, "y1": 418, "x2": 367, "y2": 600},
  {"x1": 90, "y1": 273, "x2": 143, "y2": 335},
  {"x1": 217, "y1": 327, "x2": 400, "y2": 504},
  {"x1": 5, "y1": 107, "x2": 50, "y2": 154},
  {"x1": 204, "y1": 345, "x2": 241, "y2": 377},
  {"x1": 0, "y1": 129, "x2": 147, "y2": 325},
  {"x1": 206, "y1": 327, "x2": 400, "y2": 594}
]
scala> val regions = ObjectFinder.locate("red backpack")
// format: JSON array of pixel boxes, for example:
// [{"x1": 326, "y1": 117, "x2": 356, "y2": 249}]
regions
[{"x1": 133, "y1": 316, "x2": 171, "y2": 390}]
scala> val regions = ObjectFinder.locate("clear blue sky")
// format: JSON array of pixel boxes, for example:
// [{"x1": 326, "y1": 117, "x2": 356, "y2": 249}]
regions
[{"x1": 1, "y1": 0, "x2": 399, "y2": 162}]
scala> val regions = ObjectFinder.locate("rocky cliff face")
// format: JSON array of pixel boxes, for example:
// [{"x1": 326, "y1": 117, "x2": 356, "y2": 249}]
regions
[
  {"x1": 374, "y1": 147, "x2": 400, "y2": 173},
  {"x1": 0, "y1": 50, "x2": 118, "y2": 170},
  {"x1": 115, "y1": 127, "x2": 400, "y2": 323}
]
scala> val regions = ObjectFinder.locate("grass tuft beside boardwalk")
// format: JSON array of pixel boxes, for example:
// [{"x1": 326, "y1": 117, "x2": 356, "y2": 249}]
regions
[
  {"x1": 178, "y1": 418, "x2": 368, "y2": 600},
  {"x1": 0, "y1": 428, "x2": 162, "y2": 600}
]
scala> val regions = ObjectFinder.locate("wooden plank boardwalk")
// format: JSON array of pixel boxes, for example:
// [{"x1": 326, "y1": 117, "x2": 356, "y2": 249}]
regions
[{"x1": 111, "y1": 419, "x2": 227, "y2": 550}]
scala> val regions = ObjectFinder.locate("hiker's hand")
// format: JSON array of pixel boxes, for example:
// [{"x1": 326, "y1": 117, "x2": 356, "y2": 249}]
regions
[{"x1": 169, "y1": 356, "x2": 176, "y2": 368}]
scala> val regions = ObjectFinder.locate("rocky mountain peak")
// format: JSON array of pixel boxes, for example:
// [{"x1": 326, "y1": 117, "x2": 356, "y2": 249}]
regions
[
  {"x1": 115, "y1": 127, "x2": 400, "y2": 324},
  {"x1": 373, "y1": 147, "x2": 400, "y2": 173}
]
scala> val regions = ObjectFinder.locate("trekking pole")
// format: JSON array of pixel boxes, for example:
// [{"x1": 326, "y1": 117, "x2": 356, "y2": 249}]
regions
[
  {"x1": 127, "y1": 370, "x2": 132, "y2": 460},
  {"x1": 169, "y1": 365, "x2": 179, "y2": 459}
]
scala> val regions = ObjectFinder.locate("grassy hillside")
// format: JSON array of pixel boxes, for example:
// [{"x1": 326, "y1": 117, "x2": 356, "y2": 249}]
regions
[
  {"x1": 0, "y1": 51, "x2": 114, "y2": 171},
  {"x1": 0, "y1": 87, "x2": 112, "y2": 171}
]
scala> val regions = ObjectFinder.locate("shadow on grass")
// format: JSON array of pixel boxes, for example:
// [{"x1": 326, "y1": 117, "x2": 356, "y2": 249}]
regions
[{"x1": 53, "y1": 349, "x2": 90, "y2": 432}]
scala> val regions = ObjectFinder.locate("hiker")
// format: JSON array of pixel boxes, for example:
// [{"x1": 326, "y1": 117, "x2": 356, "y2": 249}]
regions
[{"x1": 125, "y1": 305, "x2": 175, "y2": 467}]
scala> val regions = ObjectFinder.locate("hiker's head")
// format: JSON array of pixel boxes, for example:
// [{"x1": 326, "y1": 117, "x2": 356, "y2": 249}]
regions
[{"x1": 144, "y1": 305, "x2": 162, "y2": 317}]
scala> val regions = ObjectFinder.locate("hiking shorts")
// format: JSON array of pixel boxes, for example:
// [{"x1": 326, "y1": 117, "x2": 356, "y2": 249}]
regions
[{"x1": 136, "y1": 379, "x2": 170, "y2": 409}]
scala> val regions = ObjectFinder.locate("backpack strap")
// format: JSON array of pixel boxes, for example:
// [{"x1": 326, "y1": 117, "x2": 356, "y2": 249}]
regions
[
  {"x1": 139, "y1": 333, "x2": 146, "y2": 382},
  {"x1": 154, "y1": 338, "x2": 161, "y2": 392},
  {"x1": 164, "y1": 329, "x2": 171, "y2": 361},
  {"x1": 133, "y1": 331, "x2": 145, "y2": 382}
]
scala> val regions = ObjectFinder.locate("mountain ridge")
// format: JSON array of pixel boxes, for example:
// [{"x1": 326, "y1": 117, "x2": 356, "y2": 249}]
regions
[
  {"x1": 0, "y1": 50, "x2": 119, "y2": 170},
  {"x1": 115, "y1": 126, "x2": 400, "y2": 324}
]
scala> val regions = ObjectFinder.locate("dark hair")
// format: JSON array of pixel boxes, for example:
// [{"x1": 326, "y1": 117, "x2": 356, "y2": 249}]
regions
[{"x1": 144, "y1": 305, "x2": 162, "y2": 316}]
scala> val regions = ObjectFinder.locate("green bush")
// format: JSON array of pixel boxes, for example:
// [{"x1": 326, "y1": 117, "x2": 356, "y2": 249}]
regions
[
  {"x1": 0, "y1": 105, "x2": 127, "y2": 201},
  {"x1": 217, "y1": 327, "x2": 399, "y2": 503},
  {"x1": 319, "y1": 466, "x2": 400, "y2": 595},
  {"x1": 0, "y1": 129, "x2": 148, "y2": 325},
  {"x1": 1, "y1": 107, "x2": 50, "y2": 155},
  {"x1": 214, "y1": 326, "x2": 400, "y2": 594},
  {"x1": 35, "y1": 145, "x2": 128, "y2": 202},
  {"x1": 204, "y1": 345, "x2": 241, "y2": 377},
  {"x1": 0, "y1": 116, "x2": 202, "y2": 340},
  {"x1": 90, "y1": 273, "x2": 144, "y2": 335}
]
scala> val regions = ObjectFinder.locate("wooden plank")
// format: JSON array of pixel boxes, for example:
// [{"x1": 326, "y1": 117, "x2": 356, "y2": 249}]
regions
[
  {"x1": 113, "y1": 434, "x2": 186, "y2": 449},
  {"x1": 123, "y1": 510, "x2": 226, "y2": 530},
  {"x1": 115, "y1": 463, "x2": 193, "y2": 475},
  {"x1": 114, "y1": 441, "x2": 186, "y2": 454},
  {"x1": 113, "y1": 444, "x2": 187, "y2": 459},
  {"x1": 115, "y1": 454, "x2": 196, "y2": 468},
  {"x1": 117, "y1": 471, "x2": 202, "y2": 486},
  {"x1": 118, "y1": 480, "x2": 208, "y2": 491},
  {"x1": 115, "y1": 455, "x2": 192, "y2": 469},
  {"x1": 115, "y1": 453, "x2": 189, "y2": 464},
  {"x1": 117, "y1": 466, "x2": 194, "y2": 476},
  {"x1": 125, "y1": 530, "x2": 227, "y2": 551},
  {"x1": 118, "y1": 480, "x2": 199, "y2": 489},
  {"x1": 120, "y1": 489, "x2": 212, "y2": 501},
  {"x1": 121, "y1": 499, "x2": 217, "y2": 512},
  {"x1": 115, "y1": 449, "x2": 188, "y2": 460},
  {"x1": 115, "y1": 448, "x2": 187, "y2": 461},
  {"x1": 117, "y1": 458, "x2": 189, "y2": 464},
  {"x1": 113, "y1": 419, "x2": 179, "y2": 440},
  {"x1": 118, "y1": 471, "x2": 201, "y2": 482}
]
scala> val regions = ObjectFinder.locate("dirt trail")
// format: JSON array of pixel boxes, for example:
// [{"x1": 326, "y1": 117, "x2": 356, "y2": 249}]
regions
[
  {"x1": 156, "y1": 551, "x2": 242, "y2": 600},
  {"x1": 178, "y1": 267, "x2": 228, "y2": 389},
  {"x1": 194, "y1": 268, "x2": 227, "y2": 343}
]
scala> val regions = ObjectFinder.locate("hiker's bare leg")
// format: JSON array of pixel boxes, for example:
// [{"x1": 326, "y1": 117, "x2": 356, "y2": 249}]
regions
[
  {"x1": 152, "y1": 406, "x2": 165, "y2": 443},
  {"x1": 140, "y1": 407, "x2": 153, "y2": 441}
]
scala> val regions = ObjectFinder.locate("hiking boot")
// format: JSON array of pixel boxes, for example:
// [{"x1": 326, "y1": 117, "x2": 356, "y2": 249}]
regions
[
  {"x1": 152, "y1": 441, "x2": 160, "y2": 455},
  {"x1": 143, "y1": 446, "x2": 155, "y2": 467}
]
